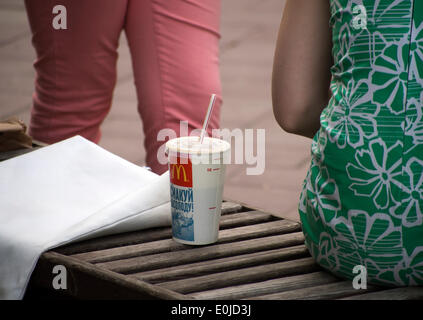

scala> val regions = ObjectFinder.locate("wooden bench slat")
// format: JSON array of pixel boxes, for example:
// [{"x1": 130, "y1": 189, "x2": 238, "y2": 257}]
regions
[
  {"x1": 59, "y1": 210, "x2": 278, "y2": 256},
  {"x1": 219, "y1": 219, "x2": 300, "y2": 246},
  {"x1": 190, "y1": 271, "x2": 340, "y2": 300},
  {"x1": 33, "y1": 252, "x2": 191, "y2": 300},
  {"x1": 247, "y1": 280, "x2": 380, "y2": 300},
  {"x1": 133, "y1": 245, "x2": 309, "y2": 283},
  {"x1": 57, "y1": 227, "x2": 172, "y2": 255},
  {"x1": 96, "y1": 232, "x2": 305, "y2": 274},
  {"x1": 340, "y1": 287, "x2": 423, "y2": 300},
  {"x1": 158, "y1": 257, "x2": 319, "y2": 294},
  {"x1": 221, "y1": 201, "x2": 243, "y2": 215},
  {"x1": 219, "y1": 211, "x2": 276, "y2": 229},
  {"x1": 71, "y1": 220, "x2": 300, "y2": 264},
  {"x1": 71, "y1": 238, "x2": 177, "y2": 264}
]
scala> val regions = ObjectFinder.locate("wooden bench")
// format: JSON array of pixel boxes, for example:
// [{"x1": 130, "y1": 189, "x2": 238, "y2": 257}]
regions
[
  {"x1": 25, "y1": 202, "x2": 423, "y2": 300},
  {"x1": 2, "y1": 147, "x2": 422, "y2": 300}
]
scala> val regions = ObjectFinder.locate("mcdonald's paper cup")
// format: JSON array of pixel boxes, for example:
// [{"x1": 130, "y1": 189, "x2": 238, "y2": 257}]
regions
[{"x1": 165, "y1": 136, "x2": 231, "y2": 245}]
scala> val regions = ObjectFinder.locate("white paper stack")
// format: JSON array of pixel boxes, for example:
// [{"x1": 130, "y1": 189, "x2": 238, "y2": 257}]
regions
[{"x1": 0, "y1": 136, "x2": 171, "y2": 300}]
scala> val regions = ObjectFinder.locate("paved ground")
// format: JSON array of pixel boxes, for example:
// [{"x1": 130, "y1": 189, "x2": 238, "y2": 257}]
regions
[{"x1": 0, "y1": 0, "x2": 311, "y2": 222}]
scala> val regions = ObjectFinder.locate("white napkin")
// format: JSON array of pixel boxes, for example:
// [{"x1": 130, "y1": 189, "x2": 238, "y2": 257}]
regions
[{"x1": 0, "y1": 136, "x2": 171, "y2": 300}]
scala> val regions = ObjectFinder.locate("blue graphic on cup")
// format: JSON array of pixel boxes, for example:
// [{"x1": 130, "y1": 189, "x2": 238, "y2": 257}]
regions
[{"x1": 171, "y1": 209, "x2": 194, "y2": 241}]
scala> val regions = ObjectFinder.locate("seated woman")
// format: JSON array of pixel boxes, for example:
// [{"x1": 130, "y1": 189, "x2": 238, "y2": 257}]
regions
[{"x1": 272, "y1": 0, "x2": 423, "y2": 286}]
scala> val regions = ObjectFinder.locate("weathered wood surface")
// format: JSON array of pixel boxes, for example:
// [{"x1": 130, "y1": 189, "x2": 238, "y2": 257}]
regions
[
  {"x1": 157, "y1": 257, "x2": 319, "y2": 294},
  {"x1": 27, "y1": 202, "x2": 423, "y2": 300},
  {"x1": 340, "y1": 287, "x2": 423, "y2": 300},
  {"x1": 70, "y1": 219, "x2": 300, "y2": 264},
  {"x1": 246, "y1": 281, "x2": 381, "y2": 300},
  {"x1": 134, "y1": 245, "x2": 309, "y2": 283},
  {"x1": 57, "y1": 201, "x2": 244, "y2": 255},
  {"x1": 29, "y1": 251, "x2": 190, "y2": 300},
  {"x1": 190, "y1": 271, "x2": 339, "y2": 300},
  {"x1": 95, "y1": 232, "x2": 306, "y2": 274}
]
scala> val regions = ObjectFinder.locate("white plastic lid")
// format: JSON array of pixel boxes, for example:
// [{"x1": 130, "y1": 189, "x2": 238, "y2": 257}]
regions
[{"x1": 165, "y1": 136, "x2": 230, "y2": 155}]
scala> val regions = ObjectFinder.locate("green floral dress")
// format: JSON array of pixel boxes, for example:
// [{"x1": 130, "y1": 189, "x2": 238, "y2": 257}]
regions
[{"x1": 300, "y1": 0, "x2": 423, "y2": 286}]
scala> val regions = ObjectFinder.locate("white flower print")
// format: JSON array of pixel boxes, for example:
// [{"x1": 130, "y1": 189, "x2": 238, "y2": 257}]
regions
[
  {"x1": 317, "y1": 232, "x2": 340, "y2": 272},
  {"x1": 331, "y1": 23, "x2": 354, "y2": 77},
  {"x1": 307, "y1": 163, "x2": 341, "y2": 224},
  {"x1": 299, "y1": 0, "x2": 423, "y2": 286},
  {"x1": 326, "y1": 79, "x2": 379, "y2": 149},
  {"x1": 311, "y1": 128, "x2": 328, "y2": 164},
  {"x1": 390, "y1": 157, "x2": 423, "y2": 228},
  {"x1": 365, "y1": 259, "x2": 403, "y2": 286},
  {"x1": 330, "y1": 0, "x2": 352, "y2": 25},
  {"x1": 370, "y1": 0, "x2": 406, "y2": 18},
  {"x1": 333, "y1": 210, "x2": 403, "y2": 272},
  {"x1": 370, "y1": 36, "x2": 410, "y2": 115},
  {"x1": 350, "y1": 0, "x2": 410, "y2": 63},
  {"x1": 409, "y1": 20, "x2": 423, "y2": 85},
  {"x1": 404, "y1": 97, "x2": 423, "y2": 146},
  {"x1": 394, "y1": 247, "x2": 423, "y2": 286},
  {"x1": 360, "y1": 0, "x2": 412, "y2": 35},
  {"x1": 298, "y1": 173, "x2": 310, "y2": 215},
  {"x1": 366, "y1": 31, "x2": 389, "y2": 65},
  {"x1": 346, "y1": 138, "x2": 404, "y2": 209}
]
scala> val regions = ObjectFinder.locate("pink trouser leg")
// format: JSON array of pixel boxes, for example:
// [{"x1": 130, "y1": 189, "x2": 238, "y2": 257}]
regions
[
  {"x1": 125, "y1": 0, "x2": 222, "y2": 174},
  {"x1": 25, "y1": 0, "x2": 127, "y2": 144},
  {"x1": 25, "y1": 0, "x2": 222, "y2": 175}
]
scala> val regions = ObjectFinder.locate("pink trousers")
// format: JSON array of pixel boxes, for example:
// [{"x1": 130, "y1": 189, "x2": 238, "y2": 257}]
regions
[{"x1": 24, "y1": 0, "x2": 222, "y2": 174}]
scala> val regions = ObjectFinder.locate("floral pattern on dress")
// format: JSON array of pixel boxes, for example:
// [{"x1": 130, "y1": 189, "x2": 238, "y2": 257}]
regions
[
  {"x1": 332, "y1": 210, "x2": 403, "y2": 275},
  {"x1": 389, "y1": 157, "x2": 423, "y2": 227},
  {"x1": 346, "y1": 138, "x2": 404, "y2": 209},
  {"x1": 325, "y1": 80, "x2": 379, "y2": 148},
  {"x1": 316, "y1": 232, "x2": 340, "y2": 272},
  {"x1": 395, "y1": 247, "x2": 423, "y2": 285},
  {"x1": 370, "y1": 38, "x2": 410, "y2": 115},
  {"x1": 300, "y1": 0, "x2": 423, "y2": 287},
  {"x1": 404, "y1": 97, "x2": 423, "y2": 146},
  {"x1": 409, "y1": 20, "x2": 423, "y2": 85}
]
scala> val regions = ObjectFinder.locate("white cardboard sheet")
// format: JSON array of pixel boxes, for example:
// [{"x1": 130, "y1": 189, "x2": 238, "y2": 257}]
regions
[{"x1": 0, "y1": 136, "x2": 171, "y2": 299}]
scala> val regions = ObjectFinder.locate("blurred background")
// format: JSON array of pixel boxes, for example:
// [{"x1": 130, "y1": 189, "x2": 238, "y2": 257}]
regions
[{"x1": 0, "y1": 0, "x2": 311, "y2": 221}]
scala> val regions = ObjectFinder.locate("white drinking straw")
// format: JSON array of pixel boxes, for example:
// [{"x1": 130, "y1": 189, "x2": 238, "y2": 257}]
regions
[{"x1": 199, "y1": 93, "x2": 217, "y2": 144}]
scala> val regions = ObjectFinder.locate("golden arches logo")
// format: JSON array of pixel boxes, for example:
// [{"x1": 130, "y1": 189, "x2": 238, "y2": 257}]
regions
[{"x1": 171, "y1": 164, "x2": 189, "y2": 182}]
